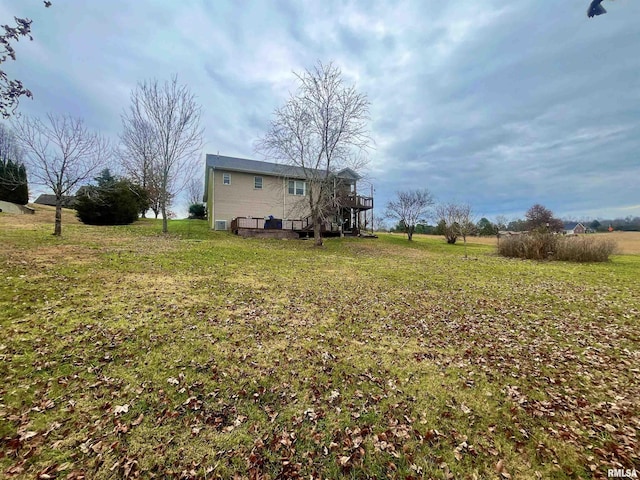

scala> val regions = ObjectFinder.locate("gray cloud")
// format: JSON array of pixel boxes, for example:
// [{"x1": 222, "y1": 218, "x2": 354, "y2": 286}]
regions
[{"x1": 2, "y1": 0, "x2": 638, "y2": 220}]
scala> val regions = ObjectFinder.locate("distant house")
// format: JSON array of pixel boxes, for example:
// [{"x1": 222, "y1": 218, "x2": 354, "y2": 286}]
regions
[
  {"x1": 563, "y1": 222, "x2": 586, "y2": 235},
  {"x1": 203, "y1": 154, "x2": 373, "y2": 236},
  {"x1": 34, "y1": 194, "x2": 76, "y2": 208}
]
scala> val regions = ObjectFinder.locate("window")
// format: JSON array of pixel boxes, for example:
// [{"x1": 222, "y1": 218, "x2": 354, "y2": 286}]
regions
[
  {"x1": 254, "y1": 176, "x2": 263, "y2": 189},
  {"x1": 288, "y1": 180, "x2": 306, "y2": 196},
  {"x1": 223, "y1": 173, "x2": 231, "y2": 185}
]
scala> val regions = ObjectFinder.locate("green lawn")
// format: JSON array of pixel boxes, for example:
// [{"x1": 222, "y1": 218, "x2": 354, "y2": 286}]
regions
[{"x1": 1, "y1": 217, "x2": 639, "y2": 479}]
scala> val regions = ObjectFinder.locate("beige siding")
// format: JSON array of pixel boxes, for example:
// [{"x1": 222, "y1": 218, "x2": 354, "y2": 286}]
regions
[{"x1": 211, "y1": 169, "x2": 310, "y2": 228}]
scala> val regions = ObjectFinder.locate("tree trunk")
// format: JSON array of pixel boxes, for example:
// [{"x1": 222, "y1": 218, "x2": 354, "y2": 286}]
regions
[
  {"x1": 54, "y1": 202, "x2": 62, "y2": 236},
  {"x1": 313, "y1": 215, "x2": 323, "y2": 247},
  {"x1": 407, "y1": 226, "x2": 414, "y2": 241},
  {"x1": 161, "y1": 202, "x2": 168, "y2": 233}
]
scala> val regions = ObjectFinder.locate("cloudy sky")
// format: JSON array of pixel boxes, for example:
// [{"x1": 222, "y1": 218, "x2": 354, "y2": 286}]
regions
[{"x1": 2, "y1": 0, "x2": 639, "y2": 221}]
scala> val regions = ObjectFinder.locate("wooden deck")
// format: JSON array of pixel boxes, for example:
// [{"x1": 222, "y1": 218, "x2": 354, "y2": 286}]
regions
[
  {"x1": 231, "y1": 217, "x2": 340, "y2": 237},
  {"x1": 337, "y1": 194, "x2": 373, "y2": 210}
]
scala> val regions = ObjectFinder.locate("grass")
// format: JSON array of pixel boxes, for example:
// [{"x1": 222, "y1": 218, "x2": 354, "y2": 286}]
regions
[{"x1": 1, "y1": 207, "x2": 639, "y2": 479}]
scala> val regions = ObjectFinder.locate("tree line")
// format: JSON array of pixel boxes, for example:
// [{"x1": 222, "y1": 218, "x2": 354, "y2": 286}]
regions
[{"x1": 385, "y1": 196, "x2": 631, "y2": 244}]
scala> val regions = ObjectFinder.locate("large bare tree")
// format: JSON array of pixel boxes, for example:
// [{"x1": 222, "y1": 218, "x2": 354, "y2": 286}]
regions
[
  {"x1": 257, "y1": 62, "x2": 371, "y2": 246},
  {"x1": 384, "y1": 189, "x2": 435, "y2": 241},
  {"x1": 120, "y1": 76, "x2": 203, "y2": 233},
  {"x1": 12, "y1": 114, "x2": 110, "y2": 235}
]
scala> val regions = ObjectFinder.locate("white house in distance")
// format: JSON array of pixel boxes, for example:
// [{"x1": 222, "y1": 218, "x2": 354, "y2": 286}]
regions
[{"x1": 203, "y1": 154, "x2": 373, "y2": 237}]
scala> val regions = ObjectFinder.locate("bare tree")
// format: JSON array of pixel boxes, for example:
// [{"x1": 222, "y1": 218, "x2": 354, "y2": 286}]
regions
[
  {"x1": 120, "y1": 76, "x2": 203, "y2": 233},
  {"x1": 12, "y1": 114, "x2": 110, "y2": 235},
  {"x1": 186, "y1": 177, "x2": 203, "y2": 206},
  {"x1": 494, "y1": 215, "x2": 508, "y2": 232},
  {"x1": 435, "y1": 202, "x2": 476, "y2": 256},
  {"x1": 257, "y1": 62, "x2": 371, "y2": 246},
  {"x1": 117, "y1": 118, "x2": 162, "y2": 218},
  {"x1": 454, "y1": 203, "x2": 476, "y2": 258},
  {"x1": 384, "y1": 189, "x2": 435, "y2": 241}
]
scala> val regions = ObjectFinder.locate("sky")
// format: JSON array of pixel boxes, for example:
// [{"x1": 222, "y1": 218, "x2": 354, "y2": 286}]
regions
[{"x1": 1, "y1": 0, "x2": 639, "y2": 222}]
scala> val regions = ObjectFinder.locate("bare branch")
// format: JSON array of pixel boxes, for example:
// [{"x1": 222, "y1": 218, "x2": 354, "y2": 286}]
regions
[
  {"x1": 256, "y1": 61, "x2": 371, "y2": 245},
  {"x1": 119, "y1": 76, "x2": 203, "y2": 231},
  {"x1": 384, "y1": 189, "x2": 435, "y2": 241},
  {"x1": 435, "y1": 202, "x2": 476, "y2": 252},
  {"x1": 11, "y1": 114, "x2": 111, "y2": 235},
  {"x1": 186, "y1": 177, "x2": 203, "y2": 206}
]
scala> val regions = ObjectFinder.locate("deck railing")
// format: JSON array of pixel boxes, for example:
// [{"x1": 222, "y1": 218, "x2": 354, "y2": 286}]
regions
[
  {"x1": 336, "y1": 194, "x2": 373, "y2": 210},
  {"x1": 231, "y1": 217, "x2": 338, "y2": 233}
]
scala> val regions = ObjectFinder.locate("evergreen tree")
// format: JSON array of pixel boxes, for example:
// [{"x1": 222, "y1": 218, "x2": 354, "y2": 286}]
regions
[
  {"x1": 188, "y1": 203, "x2": 206, "y2": 220},
  {"x1": 76, "y1": 170, "x2": 144, "y2": 225},
  {"x1": 0, "y1": 124, "x2": 28, "y2": 204}
]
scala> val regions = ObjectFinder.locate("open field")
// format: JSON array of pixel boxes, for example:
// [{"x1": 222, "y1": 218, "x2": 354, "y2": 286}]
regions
[
  {"x1": 405, "y1": 232, "x2": 640, "y2": 255},
  {"x1": 1, "y1": 208, "x2": 639, "y2": 479}
]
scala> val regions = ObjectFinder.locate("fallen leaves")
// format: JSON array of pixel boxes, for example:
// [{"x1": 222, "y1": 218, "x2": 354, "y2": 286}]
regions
[
  {"x1": 1, "y1": 225, "x2": 639, "y2": 478},
  {"x1": 113, "y1": 404, "x2": 129, "y2": 415}
]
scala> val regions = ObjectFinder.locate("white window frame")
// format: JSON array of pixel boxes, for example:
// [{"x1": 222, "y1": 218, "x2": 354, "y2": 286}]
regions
[
  {"x1": 254, "y1": 176, "x2": 263, "y2": 190},
  {"x1": 288, "y1": 180, "x2": 306, "y2": 196},
  {"x1": 223, "y1": 173, "x2": 231, "y2": 185}
]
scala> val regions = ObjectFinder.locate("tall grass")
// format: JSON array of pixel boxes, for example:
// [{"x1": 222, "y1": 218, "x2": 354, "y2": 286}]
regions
[
  {"x1": 498, "y1": 233, "x2": 617, "y2": 262},
  {"x1": 554, "y1": 235, "x2": 618, "y2": 262},
  {"x1": 497, "y1": 232, "x2": 557, "y2": 260}
]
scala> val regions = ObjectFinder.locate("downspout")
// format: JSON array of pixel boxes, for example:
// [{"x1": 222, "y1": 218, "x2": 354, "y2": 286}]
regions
[{"x1": 214, "y1": 167, "x2": 216, "y2": 229}]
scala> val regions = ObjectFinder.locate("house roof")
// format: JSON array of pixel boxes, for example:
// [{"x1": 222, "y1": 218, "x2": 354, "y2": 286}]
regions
[
  {"x1": 34, "y1": 194, "x2": 76, "y2": 207},
  {"x1": 206, "y1": 154, "x2": 307, "y2": 179},
  {"x1": 563, "y1": 222, "x2": 585, "y2": 230},
  {"x1": 205, "y1": 154, "x2": 361, "y2": 180}
]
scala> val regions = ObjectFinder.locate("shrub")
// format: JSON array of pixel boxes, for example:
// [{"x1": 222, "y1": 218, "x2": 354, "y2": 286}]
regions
[
  {"x1": 188, "y1": 203, "x2": 206, "y2": 220},
  {"x1": 498, "y1": 232, "x2": 557, "y2": 260},
  {"x1": 76, "y1": 176, "x2": 143, "y2": 226},
  {"x1": 554, "y1": 236, "x2": 617, "y2": 262},
  {"x1": 498, "y1": 233, "x2": 617, "y2": 262}
]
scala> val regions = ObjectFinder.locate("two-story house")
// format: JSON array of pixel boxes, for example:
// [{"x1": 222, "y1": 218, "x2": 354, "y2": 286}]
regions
[{"x1": 203, "y1": 154, "x2": 373, "y2": 237}]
